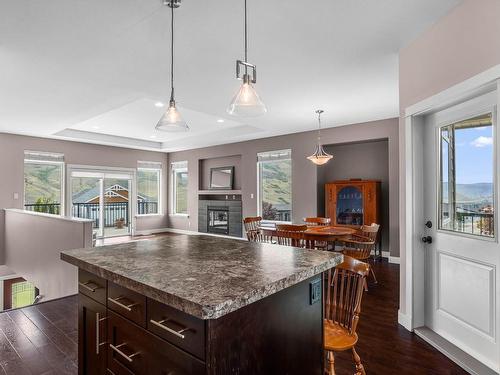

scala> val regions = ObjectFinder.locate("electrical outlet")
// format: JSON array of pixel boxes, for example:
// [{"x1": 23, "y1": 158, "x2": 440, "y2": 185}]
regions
[
  {"x1": 309, "y1": 278, "x2": 321, "y2": 305},
  {"x1": 13, "y1": 193, "x2": 19, "y2": 200},
  {"x1": 250, "y1": 193, "x2": 254, "y2": 199}
]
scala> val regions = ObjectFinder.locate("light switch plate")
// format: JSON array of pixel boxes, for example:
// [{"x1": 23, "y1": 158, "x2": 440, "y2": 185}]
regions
[{"x1": 13, "y1": 193, "x2": 19, "y2": 200}]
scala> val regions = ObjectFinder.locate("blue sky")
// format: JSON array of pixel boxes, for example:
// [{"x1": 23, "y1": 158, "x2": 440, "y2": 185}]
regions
[{"x1": 455, "y1": 125, "x2": 493, "y2": 185}]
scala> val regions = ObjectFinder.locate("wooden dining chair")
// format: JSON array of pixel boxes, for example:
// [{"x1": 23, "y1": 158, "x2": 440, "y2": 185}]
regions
[
  {"x1": 275, "y1": 224, "x2": 308, "y2": 248},
  {"x1": 243, "y1": 216, "x2": 262, "y2": 237},
  {"x1": 324, "y1": 256, "x2": 369, "y2": 375},
  {"x1": 303, "y1": 217, "x2": 331, "y2": 226},
  {"x1": 303, "y1": 217, "x2": 331, "y2": 250},
  {"x1": 341, "y1": 224, "x2": 380, "y2": 284}
]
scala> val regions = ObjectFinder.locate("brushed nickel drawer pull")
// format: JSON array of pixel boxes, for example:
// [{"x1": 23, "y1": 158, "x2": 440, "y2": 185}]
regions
[
  {"x1": 79, "y1": 281, "x2": 101, "y2": 292},
  {"x1": 110, "y1": 343, "x2": 140, "y2": 363},
  {"x1": 95, "y1": 313, "x2": 107, "y2": 355},
  {"x1": 149, "y1": 318, "x2": 189, "y2": 339},
  {"x1": 108, "y1": 296, "x2": 138, "y2": 312}
]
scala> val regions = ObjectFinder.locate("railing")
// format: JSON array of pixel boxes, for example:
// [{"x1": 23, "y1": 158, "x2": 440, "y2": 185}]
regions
[
  {"x1": 456, "y1": 212, "x2": 494, "y2": 236},
  {"x1": 24, "y1": 203, "x2": 61, "y2": 215},
  {"x1": 25, "y1": 201, "x2": 158, "y2": 229}
]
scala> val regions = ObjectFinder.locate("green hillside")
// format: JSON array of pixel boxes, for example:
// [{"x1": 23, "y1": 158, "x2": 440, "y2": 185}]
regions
[{"x1": 261, "y1": 161, "x2": 291, "y2": 208}]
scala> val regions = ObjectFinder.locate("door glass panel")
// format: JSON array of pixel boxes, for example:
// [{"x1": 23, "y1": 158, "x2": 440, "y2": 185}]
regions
[
  {"x1": 103, "y1": 178, "x2": 131, "y2": 237},
  {"x1": 336, "y1": 186, "x2": 363, "y2": 225},
  {"x1": 72, "y1": 177, "x2": 102, "y2": 237},
  {"x1": 439, "y1": 113, "x2": 495, "y2": 237}
]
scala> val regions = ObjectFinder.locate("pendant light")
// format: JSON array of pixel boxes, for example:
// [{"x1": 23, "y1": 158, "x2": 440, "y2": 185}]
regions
[
  {"x1": 307, "y1": 110, "x2": 333, "y2": 165},
  {"x1": 227, "y1": 0, "x2": 266, "y2": 117},
  {"x1": 156, "y1": 0, "x2": 189, "y2": 132}
]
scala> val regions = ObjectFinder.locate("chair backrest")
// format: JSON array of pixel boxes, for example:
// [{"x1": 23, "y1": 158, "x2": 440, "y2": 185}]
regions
[
  {"x1": 243, "y1": 217, "x2": 262, "y2": 239},
  {"x1": 303, "y1": 217, "x2": 331, "y2": 226},
  {"x1": 275, "y1": 224, "x2": 308, "y2": 247},
  {"x1": 246, "y1": 229, "x2": 273, "y2": 244},
  {"x1": 342, "y1": 236, "x2": 375, "y2": 261},
  {"x1": 324, "y1": 257, "x2": 369, "y2": 335},
  {"x1": 358, "y1": 223, "x2": 380, "y2": 241}
]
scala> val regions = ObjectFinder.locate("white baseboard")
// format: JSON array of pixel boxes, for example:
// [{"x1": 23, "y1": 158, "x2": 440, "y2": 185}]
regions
[
  {"x1": 398, "y1": 310, "x2": 412, "y2": 331},
  {"x1": 134, "y1": 227, "x2": 171, "y2": 236},
  {"x1": 389, "y1": 256, "x2": 400, "y2": 264}
]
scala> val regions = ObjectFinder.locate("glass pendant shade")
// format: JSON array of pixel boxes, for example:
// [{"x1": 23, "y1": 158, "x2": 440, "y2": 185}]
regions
[
  {"x1": 155, "y1": 100, "x2": 189, "y2": 132},
  {"x1": 307, "y1": 143, "x2": 333, "y2": 165},
  {"x1": 227, "y1": 81, "x2": 267, "y2": 117}
]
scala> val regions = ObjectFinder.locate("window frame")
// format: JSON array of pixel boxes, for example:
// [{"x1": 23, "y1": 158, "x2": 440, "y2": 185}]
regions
[
  {"x1": 437, "y1": 110, "x2": 496, "y2": 240},
  {"x1": 23, "y1": 157, "x2": 65, "y2": 217},
  {"x1": 136, "y1": 167, "x2": 162, "y2": 217},
  {"x1": 170, "y1": 162, "x2": 189, "y2": 216},
  {"x1": 257, "y1": 149, "x2": 293, "y2": 224}
]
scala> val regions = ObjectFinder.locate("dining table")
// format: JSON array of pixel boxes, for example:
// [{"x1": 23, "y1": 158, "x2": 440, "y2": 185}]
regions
[{"x1": 259, "y1": 225, "x2": 356, "y2": 250}]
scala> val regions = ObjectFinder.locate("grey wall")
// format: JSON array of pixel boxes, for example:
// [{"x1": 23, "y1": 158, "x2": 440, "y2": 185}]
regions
[
  {"x1": 4, "y1": 209, "x2": 93, "y2": 302},
  {"x1": 0, "y1": 133, "x2": 169, "y2": 263},
  {"x1": 199, "y1": 155, "x2": 242, "y2": 190},
  {"x1": 168, "y1": 118, "x2": 400, "y2": 256},
  {"x1": 317, "y1": 139, "x2": 390, "y2": 253}
]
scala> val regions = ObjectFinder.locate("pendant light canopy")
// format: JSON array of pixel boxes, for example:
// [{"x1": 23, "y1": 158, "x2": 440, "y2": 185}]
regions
[
  {"x1": 227, "y1": 0, "x2": 266, "y2": 117},
  {"x1": 307, "y1": 110, "x2": 333, "y2": 165},
  {"x1": 156, "y1": 0, "x2": 189, "y2": 132}
]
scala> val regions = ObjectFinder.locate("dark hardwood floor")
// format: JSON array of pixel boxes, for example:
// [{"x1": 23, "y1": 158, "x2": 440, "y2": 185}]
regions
[
  {"x1": 334, "y1": 260, "x2": 469, "y2": 375},
  {"x1": 0, "y1": 260, "x2": 469, "y2": 374}
]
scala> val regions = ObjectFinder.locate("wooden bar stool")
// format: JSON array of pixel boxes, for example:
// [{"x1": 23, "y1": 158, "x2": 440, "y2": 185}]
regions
[{"x1": 324, "y1": 256, "x2": 369, "y2": 375}]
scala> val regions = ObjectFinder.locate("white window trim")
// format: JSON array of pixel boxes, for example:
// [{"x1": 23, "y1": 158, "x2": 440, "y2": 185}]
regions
[
  {"x1": 136, "y1": 167, "x2": 162, "y2": 217},
  {"x1": 170, "y1": 162, "x2": 188, "y2": 216},
  {"x1": 256, "y1": 150, "x2": 292, "y2": 224},
  {"x1": 23, "y1": 158, "x2": 65, "y2": 217}
]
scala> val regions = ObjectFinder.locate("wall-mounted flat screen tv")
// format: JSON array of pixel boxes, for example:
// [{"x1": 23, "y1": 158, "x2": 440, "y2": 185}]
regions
[{"x1": 210, "y1": 166, "x2": 234, "y2": 190}]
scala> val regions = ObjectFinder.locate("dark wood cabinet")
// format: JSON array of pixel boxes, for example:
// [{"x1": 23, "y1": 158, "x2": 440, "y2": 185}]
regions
[
  {"x1": 78, "y1": 293, "x2": 107, "y2": 375},
  {"x1": 325, "y1": 179, "x2": 381, "y2": 227},
  {"x1": 78, "y1": 269, "x2": 323, "y2": 375}
]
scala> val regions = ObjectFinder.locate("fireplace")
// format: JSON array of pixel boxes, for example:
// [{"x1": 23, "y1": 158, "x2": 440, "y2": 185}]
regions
[
  {"x1": 207, "y1": 206, "x2": 229, "y2": 235},
  {"x1": 199, "y1": 195, "x2": 242, "y2": 237}
]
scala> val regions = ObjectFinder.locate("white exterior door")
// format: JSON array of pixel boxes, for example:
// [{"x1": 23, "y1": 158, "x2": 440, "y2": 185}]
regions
[{"x1": 422, "y1": 91, "x2": 500, "y2": 372}]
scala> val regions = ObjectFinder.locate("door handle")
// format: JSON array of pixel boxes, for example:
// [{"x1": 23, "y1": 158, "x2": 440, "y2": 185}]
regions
[{"x1": 421, "y1": 236, "x2": 432, "y2": 244}]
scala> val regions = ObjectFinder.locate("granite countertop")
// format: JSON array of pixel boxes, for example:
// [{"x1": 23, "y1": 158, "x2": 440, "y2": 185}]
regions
[{"x1": 61, "y1": 234, "x2": 343, "y2": 320}]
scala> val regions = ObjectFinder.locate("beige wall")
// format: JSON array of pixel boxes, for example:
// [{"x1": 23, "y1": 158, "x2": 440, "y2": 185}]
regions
[
  {"x1": 168, "y1": 118, "x2": 400, "y2": 256},
  {"x1": 398, "y1": 0, "x2": 500, "y2": 318},
  {"x1": 0, "y1": 133, "x2": 169, "y2": 263}
]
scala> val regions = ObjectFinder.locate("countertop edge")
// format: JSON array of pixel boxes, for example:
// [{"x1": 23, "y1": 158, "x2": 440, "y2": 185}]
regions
[{"x1": 61, "y1": 251, "x2": 343, "y2": 320}]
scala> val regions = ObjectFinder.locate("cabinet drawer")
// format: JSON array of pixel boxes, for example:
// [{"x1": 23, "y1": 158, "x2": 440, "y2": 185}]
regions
[
  {"x1": 147, "y1": 299, "x2": 205, "y2": 360},
  {"x1": 108, "y1": 282, "x2": 146, "y2": 327},
  {"x1": 108, "y1": 311, "x2": 204, "y2": 375},
  {"x1": 79, "y1": 269, "x2": 107, "y2": 304}
]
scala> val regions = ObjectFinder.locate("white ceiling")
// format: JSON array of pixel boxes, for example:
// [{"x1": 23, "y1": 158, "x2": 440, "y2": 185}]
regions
[{"x1": 0, "y1": 0, "x2": 462, "y2": 152}]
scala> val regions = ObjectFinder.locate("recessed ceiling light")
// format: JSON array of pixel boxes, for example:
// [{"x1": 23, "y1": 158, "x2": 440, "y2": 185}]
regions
[
  {"x1": 150, "y1": 135, "x2": 157, "y2": 139},
  {"x1": 216, "y1": 119, "x2": 225, "y2": 123},
  {"x1": 155, "y1": 102, "x2": 165, "y2": 108},
  {"x1": 92, "y1": 126, "x2": 100, "y2": 129}
]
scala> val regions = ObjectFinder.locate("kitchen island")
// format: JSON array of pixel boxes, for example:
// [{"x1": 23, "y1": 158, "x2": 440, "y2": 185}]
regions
[{"x1": 61, "y1": 234, "x2": 343, "y2": 375}]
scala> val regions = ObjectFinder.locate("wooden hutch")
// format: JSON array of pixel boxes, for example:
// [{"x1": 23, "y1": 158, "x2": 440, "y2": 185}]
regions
[{"x1": 325, "y1": 179, "x2": 381, "y2": 228}]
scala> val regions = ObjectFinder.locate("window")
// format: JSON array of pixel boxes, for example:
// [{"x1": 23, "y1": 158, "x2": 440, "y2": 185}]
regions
[
  {"x1": 137, "y1": 161, "x2": 161, "y2": 215},
  {"x1": 439, "y1": 113, "x2": 494, "y2": 237},
  {"x1": 24, "y1": 151, "x2": 64, "y2": 216},
  {"x1": 257, "y1": 149, "x2": 292, "y2": 222},
  {"x1": 171, "y1": 161, "x2": 188, "y2": 215}
]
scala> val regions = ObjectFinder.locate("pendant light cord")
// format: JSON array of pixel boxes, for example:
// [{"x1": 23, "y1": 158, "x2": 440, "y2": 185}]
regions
[
  {"x1": 170, "y1": 3, "x2": 175, "y2": 103},
  {"x1": 244, "y1": 0, "x2": 248, "y2": 75},
  {"x1": 317, "y1": 111, "x2": 322, "y2": 143}
]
